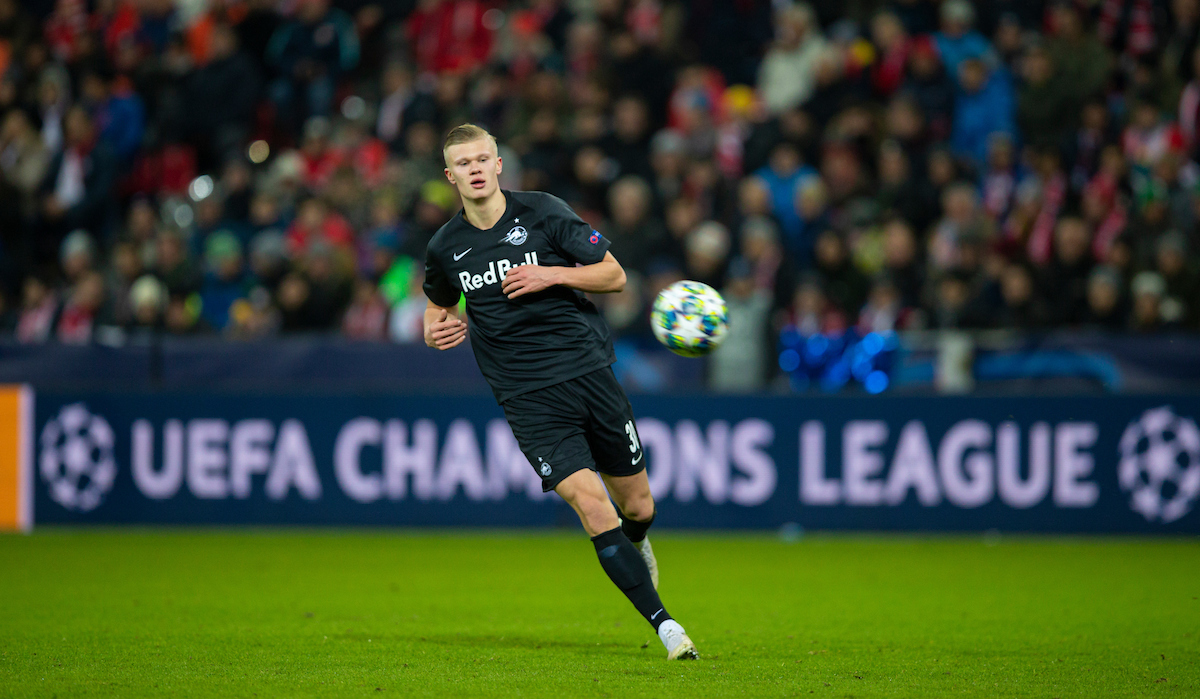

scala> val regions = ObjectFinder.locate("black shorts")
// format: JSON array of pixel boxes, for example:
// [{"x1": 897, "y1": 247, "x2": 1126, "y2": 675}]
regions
[{"x1": 501, "y1": 366, "x2": 645, "y2": 492}]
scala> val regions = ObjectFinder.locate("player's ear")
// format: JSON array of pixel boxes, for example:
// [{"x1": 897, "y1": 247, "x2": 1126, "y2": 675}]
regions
[
  {"x1": 495, "y1": 155, "x2": 502, "y2": 175},
  {"x1": 444, "y1": 167, "x2": 454, "y2": 185}
]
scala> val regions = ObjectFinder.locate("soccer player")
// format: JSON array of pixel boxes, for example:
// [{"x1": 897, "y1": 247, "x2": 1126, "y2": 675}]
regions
[{"x1": 423, "y1": 124, "x2": 698, "y2": 661}]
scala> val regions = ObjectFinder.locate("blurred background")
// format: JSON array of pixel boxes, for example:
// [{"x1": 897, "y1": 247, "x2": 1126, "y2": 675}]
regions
[
  {"x1": 1, "y1": 0, "x2": 1199, "y2": 533},
  {"x1": 3, "y1": 0, "x2": 1200, "y2": 394}
]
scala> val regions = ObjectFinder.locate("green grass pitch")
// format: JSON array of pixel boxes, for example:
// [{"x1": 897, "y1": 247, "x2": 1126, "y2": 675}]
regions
[{"x1": 1, "y1": 529, "x2": 1196, "y2": 698}]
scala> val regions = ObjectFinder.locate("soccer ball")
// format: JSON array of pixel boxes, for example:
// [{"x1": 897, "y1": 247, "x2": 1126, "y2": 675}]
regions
[
  {"x1": 40, "y1": 403, "x2": 117, "y2": 512},
  {"x1": 1118, "y1": 406, "x2": 1200, "y2": 524},
  {"x1": 651, "y1": 280, "x2": 729, "y2": 357}
]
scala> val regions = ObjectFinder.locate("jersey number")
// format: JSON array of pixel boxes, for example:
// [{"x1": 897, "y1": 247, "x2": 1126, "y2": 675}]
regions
[{"x1": 624, "y1": 420, "x2": 641, "y2": 453}]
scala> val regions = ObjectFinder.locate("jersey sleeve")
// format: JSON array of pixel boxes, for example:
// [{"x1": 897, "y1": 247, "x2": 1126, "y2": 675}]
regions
[
  {"x1": 423, "y1": 247, "x2": 461, "y2": 307},
  {"x1": 544, "y1": 195, "x2": 611, "y2": 265}
]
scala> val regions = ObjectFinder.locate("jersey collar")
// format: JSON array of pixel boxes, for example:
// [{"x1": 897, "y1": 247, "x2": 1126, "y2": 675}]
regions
[{"x1": 458, "y1": 190, "x2": 518, "y2": 232}]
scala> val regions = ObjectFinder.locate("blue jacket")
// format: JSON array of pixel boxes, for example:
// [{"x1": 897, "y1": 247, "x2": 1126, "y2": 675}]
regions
[
  {"x1": 754, "y1": 163, "x2": 818, "y2": 251},
  {"x1": 951, "y1": 69, "x2": 1017, "y2": 167},
  {"x1": 933, "y1": 31, "x2": 996, "y2": 76}
]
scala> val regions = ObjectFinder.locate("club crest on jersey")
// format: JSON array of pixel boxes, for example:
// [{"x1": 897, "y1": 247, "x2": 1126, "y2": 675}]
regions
[{"x1": 501, "y1": 226, "x2": 528, "y2": 245}]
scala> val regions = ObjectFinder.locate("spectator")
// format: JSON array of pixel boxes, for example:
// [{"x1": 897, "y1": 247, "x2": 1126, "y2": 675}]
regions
[
  {"x1": 59, "y1": 229, "x2": 96, "y2": 283},
  {"x1": 710, "y1": 258, "x2": 772, "y2": 392},
  {"x1": 933, "y1": 0, "x2": 997, "y2": 76},
  {"x1": 858, "y1": 275, "x2": 914, "y2": 333},
  {"x1": 903, "y1": 39, "x2": 955, "y2": 140},
  {"x1": 929, "y1": 182, "x2": 993, "y2": 273},
  {"x1": 300, "y1": 243, "x2": 353, "y2": 329},
  {"x1": 605, "y1": 176, "x2": 670, "y2": 275},
  {"x1": 1154, "y1": 231, "x2": 1199, "y2": 326},
  {"x1": 342, "y1": 278, "x2": 389, "y2": 340},
  {"x1": 127, "y1": 274, "x2": 166, "y2": 336},
  {"x1": 758, "y1": 3, "x2": 827, "y2": 115},
  {"x1": 199, "y1": 231, "x2": 250, "y2": 331},
  {"x1": 791, "y1": 175, "x2": 830, "y2": 266},
  {"x1": 106, "y1": 239, "x2": 145, "y2": 327},
  {"x1": 1082, "y1": 265, "x2": 1128, "y2": 330},
  {"x1": 605, "y1": 95, "x2": 655, "y2": 181},
  {"x1": 755, "y1": 142, "x2": 817, "y2": 250},
  {"x1": 1017, "y1": 42, "x2": 1073, "y2": 151},
  {"x1": 1048, "y1": 1, "x2": 1113, "y2": 107},
  {"x1": 880, "y1": 217, "x2": 925, "y2": 309},
  {"x1": 995, "y1": 262, "x2": 1048, "y2": 329},
  {"x1": 37, "y1": 106, "x2": 117, "y2": 257},
  {"x1": 950, "y1": 58, "x2": 1016, "y2": 168},
  {"x1": 79, "y1": 69, "x2": 144, "y2": 164},
  {"x1": 929, "y1": 271, "x2": 987, "y2": 329},
  {"x1": 869, "y1": 11, "x2": 911, "y2": 99},
  {"x1": 406, "y1": 0, "x2": 493, "y2": 77},
  {"x1": 358, "y1": 193, "x2": 405, "y2": 280},
  {"x1": 788, "y1": 274, "x2": 847, "y2": 335},
  {"x1": 683, "y1": 221, "x2": 730, "y2": 289},
  {"x1": 287, "y1": 196, "x2": 354, "y2": 255},
  {"x1": 739, "y1": 215, "x2": 794, "y2": 312},
  {"x1": 981, "y1": 134, "x2": 1022, "y2": 220},
  {"x1": 1067, "y1": 100, "x2": 1118, "y2": 191},
  {"x1": 165, "y1": 293, "x2": 212, "y2": 336},
  {"x1": 0, "y1": 108, "x2": 51, "y2": 214},
  {"x1": 55, "y1": 270, "x2": 105, "y2": 344},
  {"x1": 155, "y1": 230, "x2": 202, "y2": 296},
  {"x1": 813, "y1": 229, "x2": 868, "y2": 318},
  {"x1": 1041, "y1": 217, "x2": 1096, "y2": 325},
  {"x1": 376, "y1": 62, "x2": 416, "y2": 147},
  {"x1": 267, "y1": 0, "x2": 359, "y2": 132},
  {"x1": 876, "y1": 139, "x2": 936, "y2": 233},
  {"x1": 184, "y1": 23, "x2": 261, "y2": 165},
  {"x1": 1122, "y1": 99, "x2": 1185, "y2": 171},
  {"x1": 15, "y1": 275, "x2": 58, "y2": 343},
  {"x1": 34, "y1": 65, "x2": 71, "y2": 157},
  {"x1": 1130, "y1": 270, "x2": 1170, "y2": 332}
]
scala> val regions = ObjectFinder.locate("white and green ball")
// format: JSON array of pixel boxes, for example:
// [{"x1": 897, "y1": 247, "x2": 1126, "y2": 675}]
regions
[{"x1": 651, "y1": 280, "x2": 729, "y2": 357}]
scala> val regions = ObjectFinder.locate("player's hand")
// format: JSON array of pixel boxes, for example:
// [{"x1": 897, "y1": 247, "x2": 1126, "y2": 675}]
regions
[
  {"x1": 426, "y1": 309, "x2": 468, "y2": 350},
  {"x1": 502, "y1": 265, "x2": 559, "y2": 299}
]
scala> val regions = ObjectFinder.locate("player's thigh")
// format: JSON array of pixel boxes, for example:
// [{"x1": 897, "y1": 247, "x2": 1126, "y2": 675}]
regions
[{"x1": 502, "y1": 388, "x2": 596, "y2": 493}]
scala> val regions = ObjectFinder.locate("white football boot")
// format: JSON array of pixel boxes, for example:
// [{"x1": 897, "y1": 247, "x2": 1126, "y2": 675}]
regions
[
  {"x1": 658, "y1": 620, "x2": 698, "y2": 660},
  {"x1": 619, "y1": 518, "x2": 659, "y2": 589},
  {"x1": 635, "y1": 536, "x2": 659, "y2": 589}
]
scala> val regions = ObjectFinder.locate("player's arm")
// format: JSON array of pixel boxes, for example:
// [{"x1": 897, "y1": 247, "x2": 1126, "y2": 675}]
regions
[
  {"x1": 424, "y1": 300, "x2": 467, "y2": 350},
  {"x1": 501, "y1": 251, "x2": 626, "y2": 299}
]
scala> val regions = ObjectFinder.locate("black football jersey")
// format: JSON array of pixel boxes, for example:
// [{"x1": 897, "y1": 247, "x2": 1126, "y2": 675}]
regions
[{"x1": 424, "y1": 190, "x2": 616, "y2": 403}]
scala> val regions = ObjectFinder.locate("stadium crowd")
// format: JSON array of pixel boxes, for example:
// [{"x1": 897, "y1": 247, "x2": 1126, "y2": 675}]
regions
[{"x1": 2, "y1": 0, "x2": 1200, "y2": 388}]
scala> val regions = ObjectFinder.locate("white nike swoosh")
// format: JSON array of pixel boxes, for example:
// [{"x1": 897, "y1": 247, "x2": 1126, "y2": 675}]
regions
[
  {"x1": 631, "y1": 452, "x2": 643, "y2": 465},
  {"x1": 651, "y1": 609, "x2": 663, "y2": 620},
  {"x1": 453, "y1": 248, "x2": 472, "y2": 261}
]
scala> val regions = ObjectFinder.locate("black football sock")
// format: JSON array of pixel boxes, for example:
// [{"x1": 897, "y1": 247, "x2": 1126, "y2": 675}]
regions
[
  {"x1": 620, "y1": 508, "x2": 656, "y2": 543},
  {"x1": 591, "y1": 527, "x2": 672, "y2": 631}
]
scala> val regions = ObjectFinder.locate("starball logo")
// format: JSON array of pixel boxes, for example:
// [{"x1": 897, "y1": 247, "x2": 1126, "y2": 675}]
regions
[{"x1": 40, "y1": 403, "x2": 117, "y2": 512}]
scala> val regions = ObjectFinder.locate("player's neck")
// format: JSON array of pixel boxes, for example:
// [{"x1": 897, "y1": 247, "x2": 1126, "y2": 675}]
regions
[{"x1": 463, "y1": 189, "x2": 507, "y2": 230}]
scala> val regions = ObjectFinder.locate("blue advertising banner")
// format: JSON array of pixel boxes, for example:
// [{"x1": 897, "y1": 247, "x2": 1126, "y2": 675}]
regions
[{"x1": 31, "y1": 392, "x2": 1200, "y2": 533}]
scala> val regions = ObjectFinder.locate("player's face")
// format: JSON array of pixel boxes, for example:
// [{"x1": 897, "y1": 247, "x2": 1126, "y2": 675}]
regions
[{"x1": 444, "y1": 139, "x2": 502, "y2": 202}]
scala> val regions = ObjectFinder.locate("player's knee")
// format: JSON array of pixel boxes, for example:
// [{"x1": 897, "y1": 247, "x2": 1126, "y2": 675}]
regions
[
  {"x1": 621, "y1": 495, "x2": 655, "y2": 522},
  {"x1": 577, "y1": 494, "x2": 619, "y2": 534}
]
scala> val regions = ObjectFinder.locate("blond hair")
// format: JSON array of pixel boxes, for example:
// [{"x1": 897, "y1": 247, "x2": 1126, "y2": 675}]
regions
[{"x1": 443, "y1": 124, "x2": 498, "y2": 166}]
